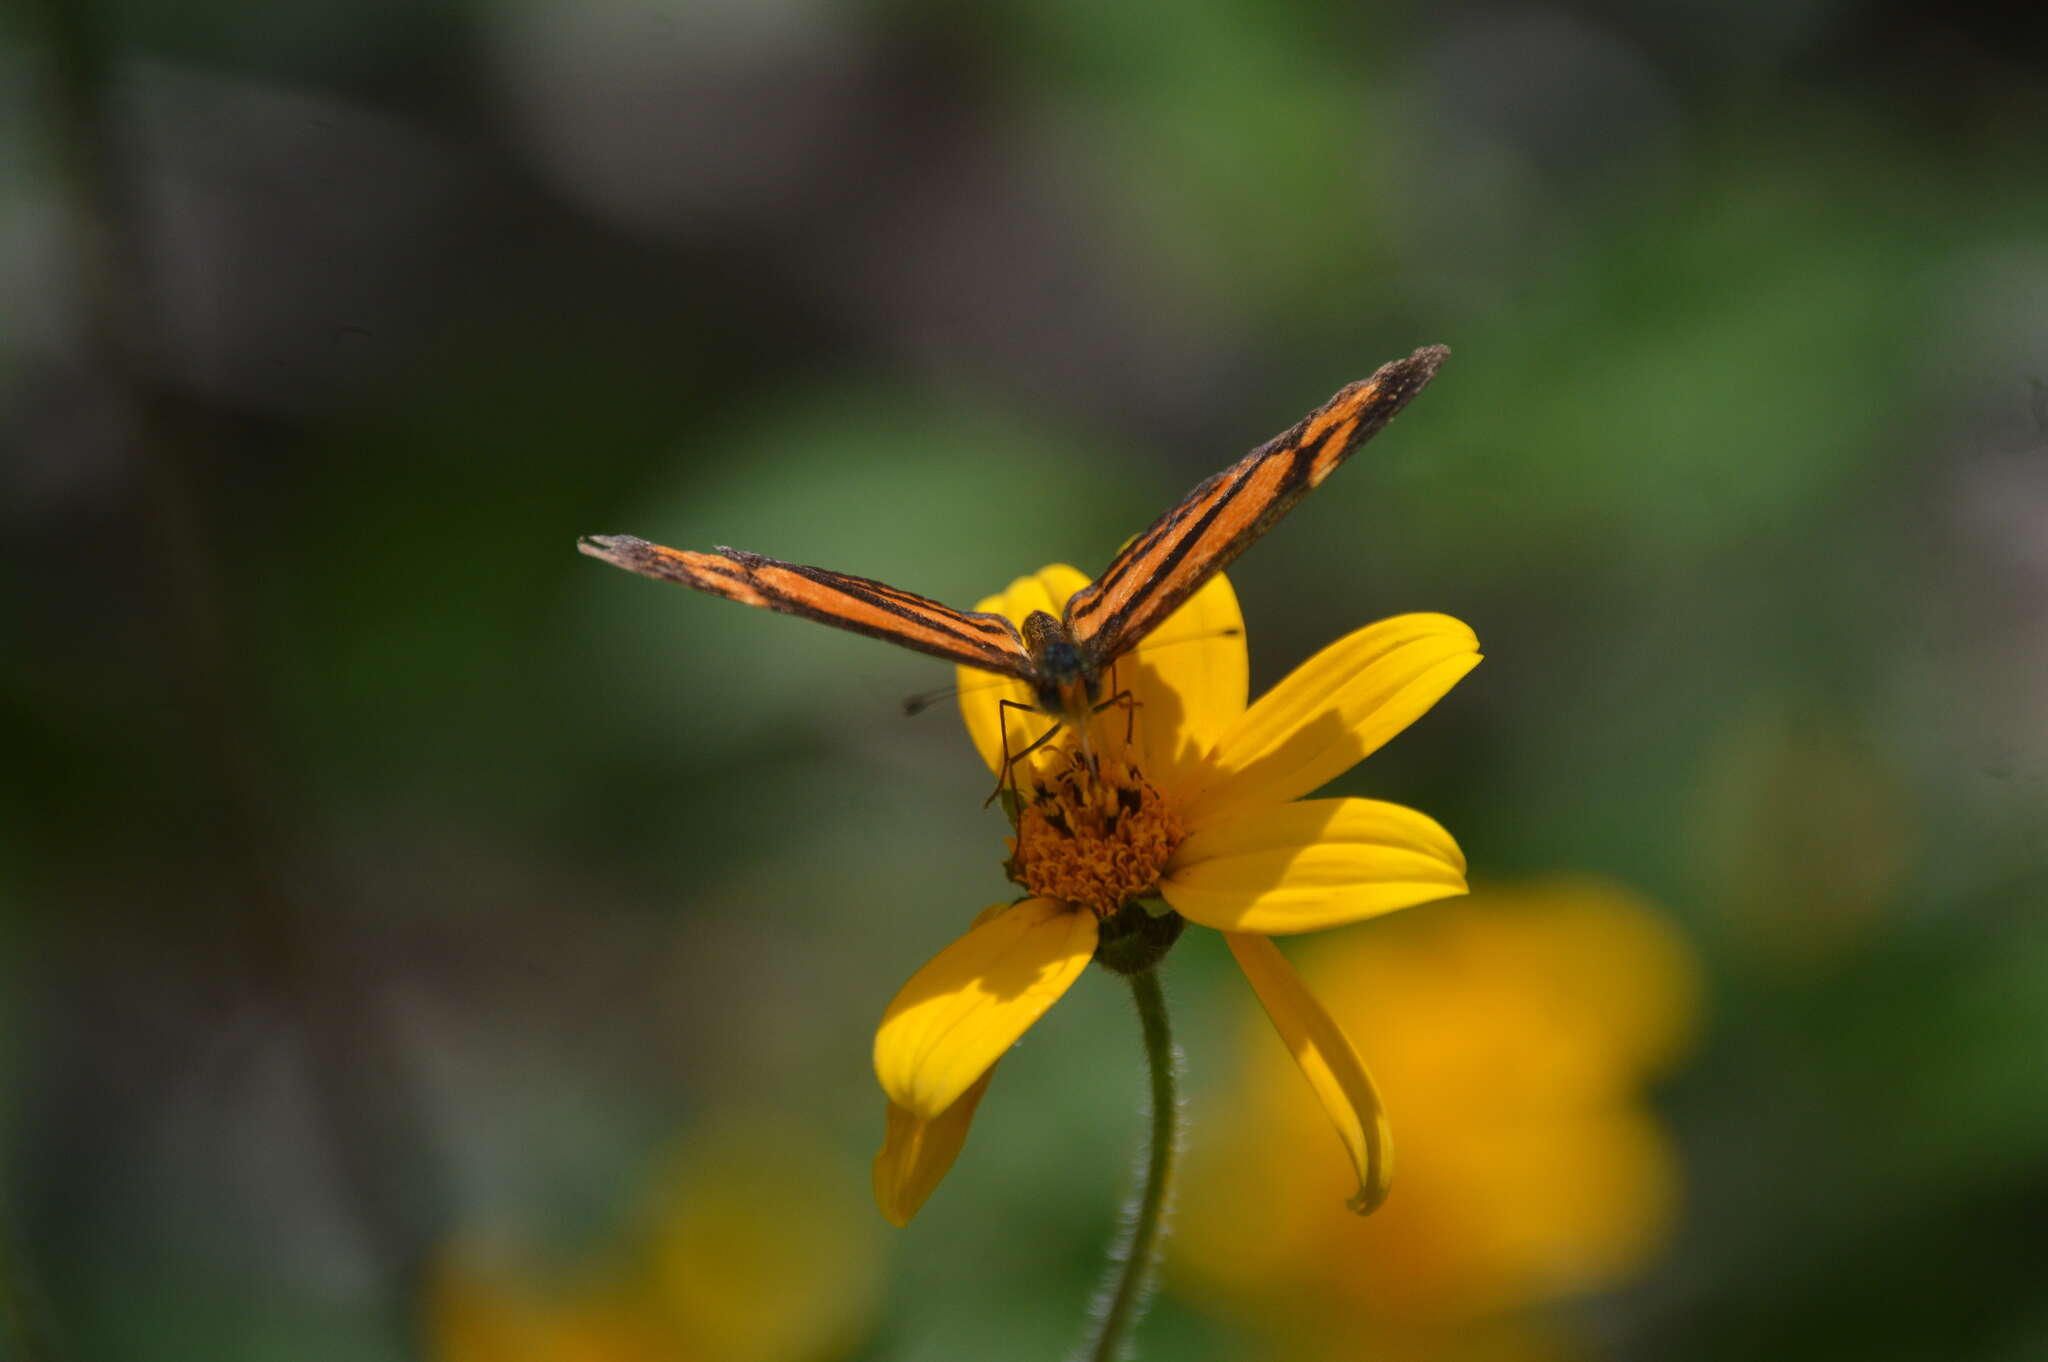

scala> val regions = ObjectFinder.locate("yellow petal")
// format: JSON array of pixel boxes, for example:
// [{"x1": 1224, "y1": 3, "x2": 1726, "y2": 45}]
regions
[
  {"x1": 872, "y1": 1067, "x2": 996, "y2": 1227},
  {"x1": 1109, "y1": 571, "x2": 1249, "y2": 796},
  {"x1": 871, "y1": 899, "x2": 1012, "y2": 1227},
  {"x1": 957, "y1": 565, "x2": 1091, "y2": 777},
  {"x1": 1186, "y1": 613, "x2": 1480, "y2": 822},
  {"x1": 1224, "y1": 931, "x2": 1393, "y2": 1215},
  {"x1": 1161, "y1": 798, "x2": 1467, "y2": 934},
  {"x1": 874, "y1": 897, "x2": 1097, "y2": 1118}
]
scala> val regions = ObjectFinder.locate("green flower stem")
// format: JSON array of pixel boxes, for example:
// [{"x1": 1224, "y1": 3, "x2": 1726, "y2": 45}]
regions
[{"x1": 1081, "y1": 968, "x2": 1180, "y2": 1362}]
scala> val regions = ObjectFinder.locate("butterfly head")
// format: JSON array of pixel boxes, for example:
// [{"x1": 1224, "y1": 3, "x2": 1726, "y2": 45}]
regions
[{"x1": 1019, "y1": 609, "x2": 1100, "y2": 723}]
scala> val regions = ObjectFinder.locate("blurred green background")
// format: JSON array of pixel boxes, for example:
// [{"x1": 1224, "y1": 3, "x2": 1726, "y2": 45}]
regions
[{"x1": 5, "y1": 0, "x2": 2047, "y2": 1358}]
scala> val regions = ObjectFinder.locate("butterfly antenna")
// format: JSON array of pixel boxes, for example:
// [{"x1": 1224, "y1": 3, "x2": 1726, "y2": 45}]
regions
[
  {"x1": 907, "y1": 674, "x2": 1018, "y2": 716},
  {"x1": 1134, "y1": 625, "x2": 1243, "y2": 656},
  {"x1": 902, "y1": 684, "x2": 959, "y2": 717}
]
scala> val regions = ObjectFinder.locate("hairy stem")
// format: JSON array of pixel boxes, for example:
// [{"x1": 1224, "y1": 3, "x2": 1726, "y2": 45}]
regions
[{"x1": 1079, "y1": 968, "x2": 1179, "y2": 1362}]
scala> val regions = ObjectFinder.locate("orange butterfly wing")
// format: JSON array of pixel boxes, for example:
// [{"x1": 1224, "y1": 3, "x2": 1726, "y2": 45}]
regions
[
  {"x1": 583, "y1": 345, "x2": 1445, "y2": 693},
  {"x1": 1062, "y1": 345, "x2": 1447, "y2": 667},
  {"x1": 578, "y1": 536, "x2": 1036, "y2": 678}
]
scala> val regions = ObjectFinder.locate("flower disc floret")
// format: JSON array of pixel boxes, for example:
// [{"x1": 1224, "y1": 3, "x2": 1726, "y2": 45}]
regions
[{"x1": 1012, "y1": 749, "x2": 1184, "y2": 916}]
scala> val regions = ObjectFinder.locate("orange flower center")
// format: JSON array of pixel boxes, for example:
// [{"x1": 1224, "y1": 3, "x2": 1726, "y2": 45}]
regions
[{"x1": 1012, "y1": 749, "x2": 1184, "y2": 916}]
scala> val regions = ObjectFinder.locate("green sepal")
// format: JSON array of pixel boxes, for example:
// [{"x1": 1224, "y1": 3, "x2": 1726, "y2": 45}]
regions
[{"x1": 1092, "y1": 900, "x2": 1186, "y2": 976}]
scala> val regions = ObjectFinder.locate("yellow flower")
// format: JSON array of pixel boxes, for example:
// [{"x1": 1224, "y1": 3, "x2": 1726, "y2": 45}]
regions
[
  {"x1": 872, "y1": 565, "x2": 1482, "y2": 1225},
  {"x1": 1173, "y1": 878, "x2": 1702, "y2": 1358}
]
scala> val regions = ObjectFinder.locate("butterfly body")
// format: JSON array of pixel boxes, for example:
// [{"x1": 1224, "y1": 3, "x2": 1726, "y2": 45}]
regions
[
  {"x1": 1019, "y1": 609, "x2": 1099, "y2": 722},
  {"x1": 580, "y1": 345, "x2": 1448, "y2": 740}
]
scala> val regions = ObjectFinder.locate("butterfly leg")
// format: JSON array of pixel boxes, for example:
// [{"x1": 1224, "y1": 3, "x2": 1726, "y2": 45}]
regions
[
  {"x1": 987, "y1": 698, "x2": 1063, "y2": 808},
  {"x1": 1091, "y1": 662, "x2": 1142, "y2": 748},
  {"x1": 1091, "y1": 688, "x2": 1142, "y2": 747}
]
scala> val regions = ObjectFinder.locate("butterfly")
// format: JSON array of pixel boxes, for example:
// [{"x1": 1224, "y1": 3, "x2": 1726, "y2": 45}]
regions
[{"x1": 580, "y1": 345, "x2": 1447, "y2": 777}]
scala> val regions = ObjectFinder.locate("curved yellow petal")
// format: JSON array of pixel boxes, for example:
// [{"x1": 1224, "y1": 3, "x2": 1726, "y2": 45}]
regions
[
  {"x1": 1110, "y1": 571, "x2": 1249, "y2": 796},
  {"x1": 874, "y1": 897, "x2": 1097, "y2": 1118},
  {"x1": 872, "y1": 1067, "x2": 995, "y2": 1227},
  {"x1": 1224, "y1": 931, "x2": 1393, "y2": 1215},
  {"x1": 872, "y1": 899, "x2": 1015, "y2": 1225},
  {"x1": 1186, "y1": 614, "x2": 1480, "y2": 822},
  {"x1": 1161, "y1": 798, "x2": 1468, "y2": 934},
  {"x1": 957, "y1": 565, "x2": 1091, "y2": 777}
]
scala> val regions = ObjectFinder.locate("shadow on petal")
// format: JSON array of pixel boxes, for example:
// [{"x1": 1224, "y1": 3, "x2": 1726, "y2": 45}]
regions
[{"x1": 873, "y1": 1067, "x2": 997, "y2": 1226}]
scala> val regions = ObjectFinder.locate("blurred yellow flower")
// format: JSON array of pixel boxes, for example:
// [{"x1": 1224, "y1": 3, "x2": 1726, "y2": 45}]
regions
[
  {"x1": 871, "y1": 565, "x2": 1481, "y2": 1224},
  {"x1": 1175, "y1": 878, "x2": 1702, "y2": 1358},
  {"x1": 432, "y1": 1266, "x2": 663, "y2": 1362},
  {"x1": 428, "y1": 1117, "x2": 880, "y2": 1362}
]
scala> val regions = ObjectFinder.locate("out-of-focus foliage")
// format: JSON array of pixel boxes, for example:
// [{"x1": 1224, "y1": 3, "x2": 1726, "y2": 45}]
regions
[
  {"x1": 6, "y1": 0, "x2": 2047, "y2": 1358},
  {"x1": 431, "y1": 1116, "x2": 880, "y2": 1362}
]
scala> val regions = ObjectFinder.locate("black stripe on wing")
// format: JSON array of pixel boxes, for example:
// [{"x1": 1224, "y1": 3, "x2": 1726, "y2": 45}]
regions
[
  {"x1": 579, "y1": 535, "x2": 1036, "y2": 678},
  {"x1": 1064, "y1": 345, "x2": 1447, "y2": 664}
]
